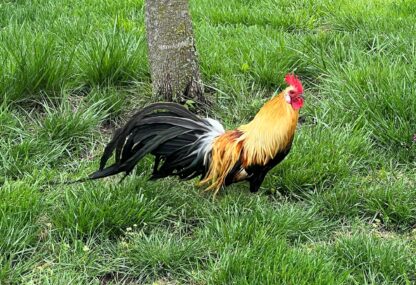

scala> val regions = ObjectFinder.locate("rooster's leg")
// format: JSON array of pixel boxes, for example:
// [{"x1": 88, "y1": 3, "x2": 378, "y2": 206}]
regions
[{"x1": 249, "y1": 172, "x2": 267, "y2": 193}]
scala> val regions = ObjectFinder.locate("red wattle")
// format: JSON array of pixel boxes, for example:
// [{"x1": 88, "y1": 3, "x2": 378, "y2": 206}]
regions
[{"x1": 291, "y1": 97, "x2": 304, "y2": 110}]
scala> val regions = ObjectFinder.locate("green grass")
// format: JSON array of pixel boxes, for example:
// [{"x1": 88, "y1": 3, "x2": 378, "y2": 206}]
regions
[{"x1": 1, "y1": 0, "x2": 415, "y2": 284}]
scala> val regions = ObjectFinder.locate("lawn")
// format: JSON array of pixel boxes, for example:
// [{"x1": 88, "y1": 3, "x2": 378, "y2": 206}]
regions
[{"x1": 1, "y1": 0, "x2": 415, "y2": 284}]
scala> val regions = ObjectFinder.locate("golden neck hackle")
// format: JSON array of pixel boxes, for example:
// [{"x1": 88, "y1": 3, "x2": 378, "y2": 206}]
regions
[{"x1": 238, "y1": 91, "x2": 299, "y2": 166}]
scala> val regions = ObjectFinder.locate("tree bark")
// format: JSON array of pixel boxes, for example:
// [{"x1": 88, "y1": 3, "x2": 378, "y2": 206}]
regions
[{"x1": 145, "y1": 0, "x2": 205, "y2": 105}]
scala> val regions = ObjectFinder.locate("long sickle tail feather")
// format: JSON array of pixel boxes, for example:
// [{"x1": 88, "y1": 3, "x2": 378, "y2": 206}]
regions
[{"x1": 87, "y1": 102, "x2": 224, "y2": 182}]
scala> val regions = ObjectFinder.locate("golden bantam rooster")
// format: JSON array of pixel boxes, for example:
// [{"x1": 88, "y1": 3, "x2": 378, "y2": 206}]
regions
[{"x1": 88, "y1": 74, "x2": 304, "y2": 194}]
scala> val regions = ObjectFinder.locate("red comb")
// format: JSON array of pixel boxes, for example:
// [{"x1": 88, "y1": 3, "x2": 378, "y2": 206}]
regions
[{"x1": 284, "y1": 74, "x2": 303, "y2": 94}]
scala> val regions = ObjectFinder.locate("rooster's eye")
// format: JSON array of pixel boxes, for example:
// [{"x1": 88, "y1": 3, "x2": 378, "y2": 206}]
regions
[{"x1": 289, "y1": 90, "x2": 295, "y2": 95}]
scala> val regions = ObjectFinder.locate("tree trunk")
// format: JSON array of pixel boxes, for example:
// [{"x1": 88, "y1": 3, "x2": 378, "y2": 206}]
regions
[{"x1": 145, "y1": 0, "x2": 205, "y2": 105}]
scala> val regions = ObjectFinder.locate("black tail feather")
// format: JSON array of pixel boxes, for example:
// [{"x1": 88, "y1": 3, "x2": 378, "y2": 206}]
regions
[
  {"x1": 99, "y1": 103, "x2": 203, "y2": 170},
  {"x1": 86, "y1": 102, "x2": 221, "y2": 183}
]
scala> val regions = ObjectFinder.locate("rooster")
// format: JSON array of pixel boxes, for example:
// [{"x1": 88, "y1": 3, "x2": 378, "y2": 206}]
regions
[{"x1": 88, "y1": 74, "x2": 304, "y2": 195}]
